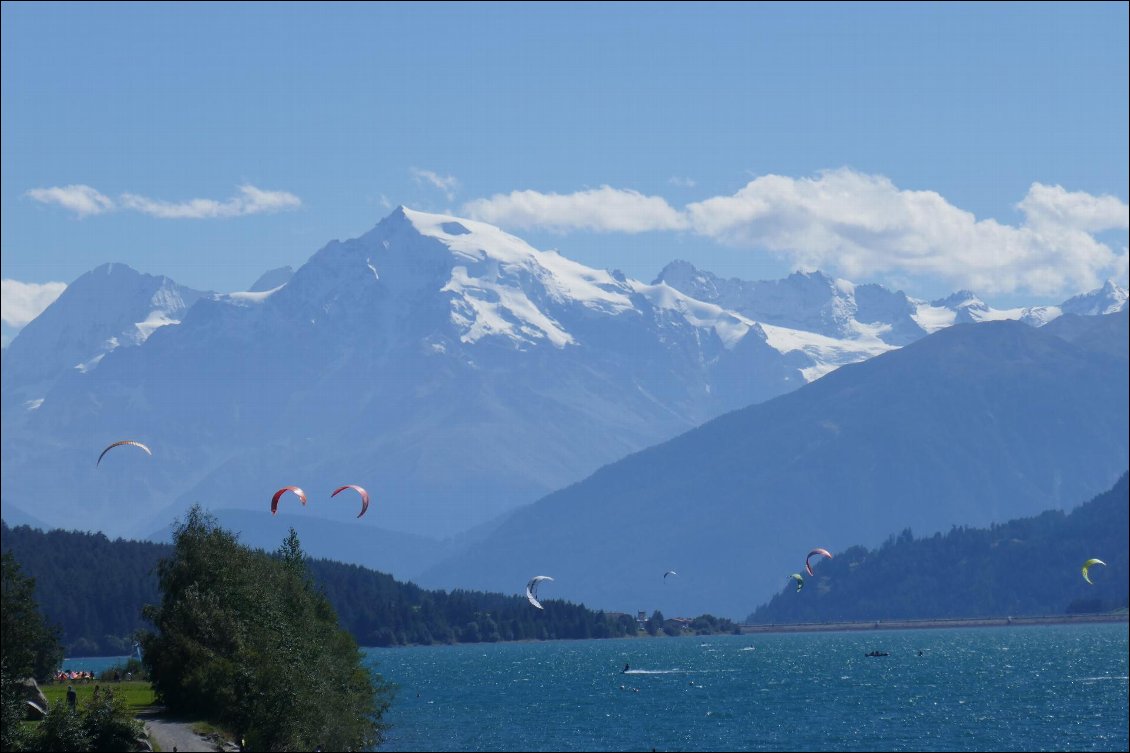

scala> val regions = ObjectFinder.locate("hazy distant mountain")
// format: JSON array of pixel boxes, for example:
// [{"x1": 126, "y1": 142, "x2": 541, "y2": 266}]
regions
[
  {"x1": 420, "y1": 313, "x2": 1129, "y2": 618},
  {"x1": 247, "y1": 265, "x2": 294, "y2": 293},
  {"x1": 2, "y1": 208, "x2": 1125, "y2": 584},
  {"x1": 747, "y1": 473, "x2": 1129, "y2": 623},
  {"x1": 1042, "y1": 307, "x2": 1130, "y2": 362},
  {"x1": 655, "y1": 261, "x2": 1125, "y2": 340},
  {"x1": 654, "y1": 261, "x2": 926, "y2": 345},
  {"x1": 1, "y1": 263, "x2": 208, "y2": 422}
]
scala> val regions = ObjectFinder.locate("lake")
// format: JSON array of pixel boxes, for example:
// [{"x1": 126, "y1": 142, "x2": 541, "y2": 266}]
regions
[
  {"x1": 366, "y1": 623, "x2": 1128, "y2": 752},
  {"x1": 60, "y1": 655, "x2": 133, "y2": 676}
]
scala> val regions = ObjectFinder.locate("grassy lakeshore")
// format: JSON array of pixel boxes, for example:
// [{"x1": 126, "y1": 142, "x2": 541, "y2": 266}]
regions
[
  {"x1": 40, "y1": 680, "x2": 156, "y2": 712},
  {"x1": 739, "y1": 611, "x2": 1129, "y2": 634}
]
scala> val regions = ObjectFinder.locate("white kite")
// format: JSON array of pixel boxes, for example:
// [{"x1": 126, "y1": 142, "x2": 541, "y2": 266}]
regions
[{"x1": 526, "y1": 575, "x2": 554, "y2": 610}]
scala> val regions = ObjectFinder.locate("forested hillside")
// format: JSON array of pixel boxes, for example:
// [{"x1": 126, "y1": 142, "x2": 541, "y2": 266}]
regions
[
  {"x1": 12, "y1": 472, "x2": 1124, "y2": 654},
  {"x1": 0, "y1": 525, "x2": 165, "y2": 655},
  {"x1": 0, "y1": 522, "x2": 637, "y2": 655},
  {"x1": 747, "y1": 473, "x2": 1129, "y2": 623}
]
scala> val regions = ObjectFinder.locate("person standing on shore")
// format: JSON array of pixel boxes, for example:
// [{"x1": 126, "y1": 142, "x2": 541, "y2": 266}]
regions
[{"x1": 66, "y1": 685, "x2": 76, "y2": 710}]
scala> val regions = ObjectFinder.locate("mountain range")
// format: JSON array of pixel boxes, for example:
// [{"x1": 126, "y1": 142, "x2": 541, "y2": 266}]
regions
[
  {"x1": 2, "y1": 207, "x2": 1126, "y2": 611},
  {"x1": 419, "y1": 310, "x2": 1128, "y2": 617}
]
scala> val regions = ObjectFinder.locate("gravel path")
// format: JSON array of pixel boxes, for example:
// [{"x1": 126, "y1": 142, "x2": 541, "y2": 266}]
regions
[{"x1": 136, "y1": 708, "x2": 231, "y2": 752}]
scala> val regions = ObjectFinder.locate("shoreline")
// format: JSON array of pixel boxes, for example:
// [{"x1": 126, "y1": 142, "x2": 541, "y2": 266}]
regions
[
  {"x1": 66, "y1": 614, "x2": 1127, "y2": 659},
  {"x1": 738, "y1": 612, "x2": 1128, "y2": 634}
]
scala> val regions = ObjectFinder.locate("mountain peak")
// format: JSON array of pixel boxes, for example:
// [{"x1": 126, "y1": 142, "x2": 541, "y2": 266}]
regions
[
  {"x1": 931, "y1": 290, "x2": 986, "y2": 309},
  {"x1": 1060, "y1": 279, "x2": 1128, "y2": 316},
  {"x1": 85, "y1": 261, "x2": 145, "y2": 284},
  {"x1": 246, "y1": 266, "x2": 293, "y2": 293},
  {"x1": 786, "y1": 269, "x2": 836, "y2": 285},
  {"x1": 2, "y1": 264, "x2": 206, "y2": 399},
  {"x1": 652, "y1": 259, "x2": 700, "y2": 284}
]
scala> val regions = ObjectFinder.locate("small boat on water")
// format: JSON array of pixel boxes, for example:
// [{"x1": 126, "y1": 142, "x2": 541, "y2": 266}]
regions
[{"x1": 865, "y1": 650, "x2": 890, "y2": 657}]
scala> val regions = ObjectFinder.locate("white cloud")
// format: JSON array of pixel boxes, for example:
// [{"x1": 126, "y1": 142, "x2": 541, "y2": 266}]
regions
[
  {"x1": 668, "y1": 176, "x2": 697, "y2": 188},
  {"x1": 1, "y1": 279, "x2": 67, "y2": 328},
  {"x1": 462, "y1": 186, "x2": 688, "y2": 234},
  {"x1": 1017, "y1": 183, "x2": 1129, "y2": 233},
  {"x1": 25, "y1": 184, "x2": 301, "y2": 219},
  {"x1": 685, "y1": 169, "x2": 1129, "y2": 295},
  {"x1": 410, "y1": 168, "x2": 459, "y2": 200},
  {"x1": 25, "y1": 185, "x2": 114, "y2": 217},
  {"x1": 459, "y1": 169, "x2": 1128, "y2": 296},
  {"x1": 119, "y1": 184, "x2": 301, "y2": 219}
]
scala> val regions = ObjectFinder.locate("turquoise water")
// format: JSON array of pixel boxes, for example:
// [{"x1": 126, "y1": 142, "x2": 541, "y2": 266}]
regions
[
  {"x1": 60, "y1": 655, "x2": 132, "y2": 675},
  {"x1": 366, "y1": 624, "x2": 1128, "y2": 752}
]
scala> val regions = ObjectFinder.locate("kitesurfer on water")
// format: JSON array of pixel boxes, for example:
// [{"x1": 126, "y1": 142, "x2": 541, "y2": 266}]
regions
[{"x1": 623, "y1": 663, "x2": 630, "y2": 673}]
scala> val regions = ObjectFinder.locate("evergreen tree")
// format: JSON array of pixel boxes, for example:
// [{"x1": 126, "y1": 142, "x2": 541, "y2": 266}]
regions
[{"x1": 1, "y1": 551, "x2": 64, "y2": 681}]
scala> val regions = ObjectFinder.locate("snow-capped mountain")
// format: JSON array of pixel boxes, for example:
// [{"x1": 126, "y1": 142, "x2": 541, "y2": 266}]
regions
[
  {"x1": 1, "y1": 264, "x2": 207, "y2": 423},
  {"x1": 654, "y1": 261, "x2": 1127, "y2": 341},
  {"x1": 1060, "y1": 280, "x2": 1128, "y2": 316},
  {"x1": 1, "y1": 208, "x2": 792, "y2": 541},
  {"x1": 654, "y1": 260, "x2": 924, "y2": 344},
  {"x1": 2, "y1": 208, "x2": 1125, "y2": 558}
]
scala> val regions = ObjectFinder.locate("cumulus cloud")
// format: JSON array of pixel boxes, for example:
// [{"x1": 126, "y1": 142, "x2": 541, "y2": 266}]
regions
[
  {"x1": 685, "y1": 169, "x2": 1128, "y2": 295},
  {"x1": 25, "y1": 184, "x2": 301, "y2": 219},
  {"x1": 1, "y1": 279, "x2": 67, "y2": 328},
  {"x1": 462, "y1": 169, "x2": 1127, "y2": 295},
  {"x1": 1016, "y1": 183, "x2": 1129, "y2": 233},
  {"x1": 462, "y1": 186, "x2": 688, "y2": 234},
  {"x1": 25, "y1": 185, "x2": 114, "y2": 217},
  {"x1": 410, "y1": 168, "x2": 459, "y2": 200}
]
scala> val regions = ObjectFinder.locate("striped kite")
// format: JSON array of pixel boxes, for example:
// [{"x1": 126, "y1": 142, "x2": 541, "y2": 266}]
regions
[
  {"x1": 96, "y1": 441, "x2": 152, "y2": 467},
  {"x1": 805, "y1": 548, "x2": 832, "y2": 577}
]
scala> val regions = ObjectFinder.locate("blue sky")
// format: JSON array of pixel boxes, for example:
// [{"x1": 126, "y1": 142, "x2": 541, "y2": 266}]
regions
[{"x1": 3, "y1": 2, "x2": 1127, "y2": 333}]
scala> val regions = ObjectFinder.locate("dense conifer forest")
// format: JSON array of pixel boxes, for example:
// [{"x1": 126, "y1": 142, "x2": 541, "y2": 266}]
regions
[{"x1": 0, "y1": 521, "x2": 638, "y2": 655}]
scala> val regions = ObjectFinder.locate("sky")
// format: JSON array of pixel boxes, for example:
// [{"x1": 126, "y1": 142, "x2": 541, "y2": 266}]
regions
[{"x1": 2, "y1": 2, "x2": 1128, "y2": 338}]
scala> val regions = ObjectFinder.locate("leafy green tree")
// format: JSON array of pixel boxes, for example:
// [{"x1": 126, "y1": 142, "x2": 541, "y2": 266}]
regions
[
  {"x1": 1, "y1": 550, "x2": 65, "y2": 751},
  {"x1": 1, "y1": 668, "x2": 30, "y2": 751},
  {"x1": 30, "y1": 701, "x2": 90, "y2": 752},
  {"x1": 645, "y1": 609, "x2": 664, "y2": 636},
  {"x1": 81, "y1": 691, "x2": 146, "y2": 752},
  {"x1": 1, "y1": 551, "x2": 64, "y2": 681},
  {"x1": 141, "y1": 506, "x2": 393, "y2": 751}
]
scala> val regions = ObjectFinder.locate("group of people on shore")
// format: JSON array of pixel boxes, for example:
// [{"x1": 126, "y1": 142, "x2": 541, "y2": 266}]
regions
[
  {"x1": 55, "y1": 670, "x2": 95, "y2": 683},
  {"x1": 54, "y1": 668, "x2": 128, "y2": 683}
]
